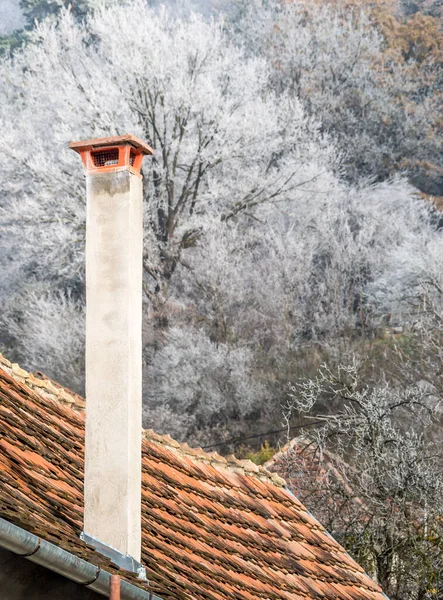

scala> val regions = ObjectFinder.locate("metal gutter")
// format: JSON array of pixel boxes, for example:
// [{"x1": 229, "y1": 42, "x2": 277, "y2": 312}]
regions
[{"x1": 0, "y1": 518, "x2": 163, "y2": 600}]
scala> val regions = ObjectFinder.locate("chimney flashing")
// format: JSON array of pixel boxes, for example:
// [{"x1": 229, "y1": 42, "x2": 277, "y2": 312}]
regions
[{"x1": 80, "y1": 532, "x2": 147, "y2": 580}]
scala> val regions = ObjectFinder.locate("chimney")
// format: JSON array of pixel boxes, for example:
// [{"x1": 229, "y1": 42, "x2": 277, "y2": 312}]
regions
[{"x1": 70, "y1": 135, "x2": 153, "y2": 571}]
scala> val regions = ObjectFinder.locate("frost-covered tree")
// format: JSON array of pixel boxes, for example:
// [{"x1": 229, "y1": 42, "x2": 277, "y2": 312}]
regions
[
  {"x1": 278, "y1": 362, "x2": 443, "y2": 599},
  {"x1": 0, "y1": 0, "x2": 441, "y2": 443},
  {"x1": 0, "y1": 0, "x2": 334, "y2": 418},
  {"x1": 373, "y1": 272, "x2": 443, "y2": 414},
  {"x1": 0, "y1": 0, "x2": 25, "y2": 35},
  {"x1": 19, "y1": 0, "x2": 103, "y2": 23},
  {"x1": 179, "y1": 177, "x2": 438, "y2": 347},
  {"x1": 145, "y1": 326, "x2": 267, "y2": 443},
  {"x1": 0, "y1": 0, "x2": 330, "y2": 296},
  {"x1": 228, "y1": 0, "x2": 443, "y2": 193}
]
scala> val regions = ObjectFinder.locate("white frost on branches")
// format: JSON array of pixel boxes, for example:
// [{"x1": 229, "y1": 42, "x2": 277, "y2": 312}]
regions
[
  {"x1": 0, "y1": 0, "x2": 441, "y2": 441},
  {"x1": 283, "y1": 362, "x2": 443, "y2": 597}
]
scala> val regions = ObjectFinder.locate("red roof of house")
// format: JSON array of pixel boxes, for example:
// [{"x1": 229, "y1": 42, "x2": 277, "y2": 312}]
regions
[
  {"x1": 265, "y1": 437, "x2": 367, "y2": 537},
  {"x1": 0, "y1": 354, "x2": 386, "y2": 600},
  {"x1": 265, "y1": 436, "x2": 358, "y2": 499}
]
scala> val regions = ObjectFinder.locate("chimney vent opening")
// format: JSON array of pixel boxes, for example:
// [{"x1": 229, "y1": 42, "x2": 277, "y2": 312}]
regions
[{"x1": 91, "y1": 148, "x2": 119, "y2": 167}]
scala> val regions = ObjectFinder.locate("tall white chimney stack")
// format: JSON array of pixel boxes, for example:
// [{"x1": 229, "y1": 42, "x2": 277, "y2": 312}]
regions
[{"x1": 70, "y1": 135, "x2": 153, "y2": 568}]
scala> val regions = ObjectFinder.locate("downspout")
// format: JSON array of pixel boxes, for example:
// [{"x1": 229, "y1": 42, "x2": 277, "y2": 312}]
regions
[
  {"x1": 110, "y1": 575, "x2": 121, "y2": 600},
  {"x1": 0, "y1": 518, "x2": 163, "y2": 600}
]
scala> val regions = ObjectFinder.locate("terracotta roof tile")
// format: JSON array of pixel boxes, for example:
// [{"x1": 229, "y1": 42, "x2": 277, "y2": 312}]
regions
[{"x1": 0, "y1": 354, "x2": 387, "y2": 599}]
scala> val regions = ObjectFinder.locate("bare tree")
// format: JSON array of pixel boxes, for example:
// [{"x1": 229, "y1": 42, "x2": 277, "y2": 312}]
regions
[{"x1": 276, "y1": 362, "x2": 443, "y2": 599}]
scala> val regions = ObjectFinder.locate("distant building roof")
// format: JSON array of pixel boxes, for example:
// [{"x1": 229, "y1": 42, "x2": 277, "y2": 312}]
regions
[
  {"x1": 0, "y1": 354, "x2": 386, "y2": 600},
  {"x1": 265, "y1": 435, "x2": 358, "y2": 498}
]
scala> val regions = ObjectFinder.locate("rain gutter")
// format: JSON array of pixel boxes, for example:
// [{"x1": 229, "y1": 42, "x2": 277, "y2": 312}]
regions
[{"x1": 0, "y1": 517, "x2": 163, "y2": 600}]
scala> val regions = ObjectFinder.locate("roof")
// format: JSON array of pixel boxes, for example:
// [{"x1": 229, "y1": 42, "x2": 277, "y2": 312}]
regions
[
  {"x1": 265, "y1": 436, "x2": 357, "y2": 499},
  {"x1": 265, "y1": 437, "x2": 366, "y2": 532},
  {"x1": 69, "y1": 134, "x2": 154, "y2": 155},
  {"x1": 0, "y1": 353, "x2": 386, "y2": 600}
]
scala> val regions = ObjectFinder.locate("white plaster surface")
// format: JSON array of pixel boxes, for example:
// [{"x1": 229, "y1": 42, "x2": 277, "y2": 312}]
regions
[{"x1": 84, "y1": 169, "x2": 143, "y2": 561}]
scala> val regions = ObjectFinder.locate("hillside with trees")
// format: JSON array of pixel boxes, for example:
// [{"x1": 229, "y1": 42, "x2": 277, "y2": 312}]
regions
[
  {"x1": 0, "y1": 0, "x2": 440, "y2": 438},
  {"x1": 0, "y1": 0, "x2": 442, "y2": 596}
]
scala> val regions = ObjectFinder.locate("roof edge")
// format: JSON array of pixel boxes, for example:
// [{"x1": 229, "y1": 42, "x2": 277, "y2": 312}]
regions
[
  {"x1": 0, "y1": 517, "x2": 163, "y2": 600},
  {"x1": 0, "y1": 354, "x2": 86, "y2": 412},
  {"x1": 143, "y1": 429, "x2": 287, "y2": 487}
]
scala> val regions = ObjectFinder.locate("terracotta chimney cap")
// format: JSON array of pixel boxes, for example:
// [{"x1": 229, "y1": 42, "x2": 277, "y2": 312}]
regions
[
  {"x1": 70, "y1": 134, "x2": 153, "y2": 176},
  {"x1": 69, "y1": 134, "x2": 154, "y2": 155}
]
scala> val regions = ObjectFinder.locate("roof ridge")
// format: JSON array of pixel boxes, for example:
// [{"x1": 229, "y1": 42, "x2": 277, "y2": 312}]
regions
[
  {"x1": 0, "y1": 353, "x2": 86, "y2": 411},
  {"x1": 142, "y1": 429, "x2": 286, "y2": 487},
  {"x1": 0, "y1": 353, "x2": 286, "y2": 488}
]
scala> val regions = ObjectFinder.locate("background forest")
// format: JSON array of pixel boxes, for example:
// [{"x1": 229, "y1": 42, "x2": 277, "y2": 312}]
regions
[{"x1": 0, "y1": 0, "x2": 442, "y2": 597}]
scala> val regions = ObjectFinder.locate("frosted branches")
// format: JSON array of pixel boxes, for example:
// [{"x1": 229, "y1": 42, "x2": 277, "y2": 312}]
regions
[{"x1": 281, "y1": 362, "x2": 443, "y2": 597}]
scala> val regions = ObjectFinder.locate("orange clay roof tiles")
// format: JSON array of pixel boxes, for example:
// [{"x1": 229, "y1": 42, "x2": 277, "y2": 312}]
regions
[{"x1": 0, "y1": 354, "x2": 387, "y2": 600}]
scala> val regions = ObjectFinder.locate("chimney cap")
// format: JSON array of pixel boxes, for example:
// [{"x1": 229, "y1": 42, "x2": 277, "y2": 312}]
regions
[{"x1": 69, "y1": 134, "x2": 154, "y2": 156}]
